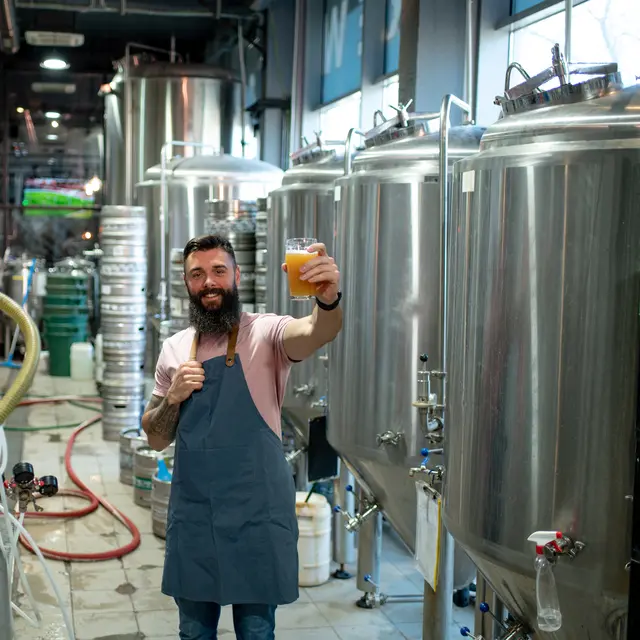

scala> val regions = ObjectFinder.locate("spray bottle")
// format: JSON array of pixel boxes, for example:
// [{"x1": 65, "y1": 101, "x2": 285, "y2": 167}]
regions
[{"x1": 527, "y1": 531, "x2": 563, "y2": 632}]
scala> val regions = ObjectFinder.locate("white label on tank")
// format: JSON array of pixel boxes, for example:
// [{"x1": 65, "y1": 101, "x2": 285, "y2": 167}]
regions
[
  {"x1": 462, "y1": 170, "x2": 476, "y2": 193},
  {"x1": 102, "y1": 285, "x2": 111, "y2": 295},
  {"x1": 334, "y1": 186, "x2": 341, "y2": 202}
]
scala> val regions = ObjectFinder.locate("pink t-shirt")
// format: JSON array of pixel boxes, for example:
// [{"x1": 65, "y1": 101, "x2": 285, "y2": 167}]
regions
[{"x1": 152, "y1": 312, "x2": 295, "y2": 438}]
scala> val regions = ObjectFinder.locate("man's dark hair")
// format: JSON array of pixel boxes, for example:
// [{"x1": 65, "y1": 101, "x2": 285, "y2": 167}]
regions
[{"x1": 183, "y1": 234, "x2": 236, "y2": 266}]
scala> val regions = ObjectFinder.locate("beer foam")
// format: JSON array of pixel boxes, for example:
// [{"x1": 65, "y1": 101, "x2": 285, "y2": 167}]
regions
[{"x1": 286, "y1": 249, "x2": 317, "y2": 255}]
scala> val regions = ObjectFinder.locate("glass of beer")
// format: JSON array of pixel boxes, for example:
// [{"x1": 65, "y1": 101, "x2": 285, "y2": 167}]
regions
[{"x1": 285, "y1": 238, "x2": 318, "y2": 300}]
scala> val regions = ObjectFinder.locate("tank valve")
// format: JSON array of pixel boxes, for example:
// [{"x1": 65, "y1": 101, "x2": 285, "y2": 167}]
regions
[
  {"x1": 376, "y1": 430, "x2": 403, "y2": 447},
  {"x1": 412, "y1": 354, "x2": 446, "y2": 439},
  {"x1": 285, "y1": 448, "x2": 306, "y2": 465},
  {"x1": 293, "y1": 384, "x2": 314, "y2": 397},
  {"x1": 334, "y1": 500, "x2": 380, "y2": 533},
  {"x1": 409, "y1": 448, "x2": 444, "y2": 479},
  {"x1": 311, "y1": 396, "x2": 327, "y2": 410},
  {"x1": 527, "y1": 530, "x2": 586, "y2": 565},
  {"x1": 466, "y1": 603, "x2": 530, "y2": 640},
  {"x1": 3, "y1": 462, "x2": 59, "y2": 513}
]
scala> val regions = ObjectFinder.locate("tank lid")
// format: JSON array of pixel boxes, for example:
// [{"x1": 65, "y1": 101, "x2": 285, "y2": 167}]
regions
[
  {"x1": 279, "y1": 135, "x2": 348, "y2": 185},
  {"x1": 350, "y1": 123, "x2": 485, "y2": 174},
  {"x1": 496, "y1": 43, "x2": 622, "y2": 116},
  {"x1": 112, "y1": 60, "x2": 238, "y2": 83},
  {"x1": 362, "y1": 101, "x2": 441, "y2": 149},
  {"x1": 142, "y1": 154, "x2": 283, "y2": 183}
]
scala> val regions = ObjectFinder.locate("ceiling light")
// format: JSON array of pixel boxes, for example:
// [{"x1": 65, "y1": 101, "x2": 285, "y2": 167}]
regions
[
  {"x1": 16, "y1": 107, "x2": 24, "y2": 114},
  {"x1": 47, "y1": 134, "x2": 59, "y2": 141},
  {"x1": 45, "y1": 111, "x2": 61, "y2": 119},
  {"x1": 40, "y1": 57, "x2": 70, "y2": 71},
  {"x1": 51, "y1": 121, "x2": 59, "y2": 129}
]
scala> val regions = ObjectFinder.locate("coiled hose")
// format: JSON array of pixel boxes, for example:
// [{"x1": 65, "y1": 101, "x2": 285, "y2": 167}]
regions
[{"x1": 0, "y1": 293, "x2": 40, "y2": 422}]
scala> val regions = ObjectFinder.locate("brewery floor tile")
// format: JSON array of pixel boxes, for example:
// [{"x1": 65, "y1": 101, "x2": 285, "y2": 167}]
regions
[{"x1": 5, "y1": 371, "x2": 475, "y2": 639}]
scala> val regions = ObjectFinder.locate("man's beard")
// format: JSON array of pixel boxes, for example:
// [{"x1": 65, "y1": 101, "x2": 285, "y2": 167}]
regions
[{"x1": 188, "y1": 285, "x2": 241, "y2": 336}]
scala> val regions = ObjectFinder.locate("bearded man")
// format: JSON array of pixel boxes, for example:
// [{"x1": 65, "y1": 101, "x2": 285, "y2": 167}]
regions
[{"x1": 141, "y1": 234, "x2": 342, "y2": 640}]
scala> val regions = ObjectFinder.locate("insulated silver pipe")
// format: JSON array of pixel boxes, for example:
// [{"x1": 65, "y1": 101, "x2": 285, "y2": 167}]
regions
[{"x1": 565, "y1": 0, "x2": 573, "y2": 67}]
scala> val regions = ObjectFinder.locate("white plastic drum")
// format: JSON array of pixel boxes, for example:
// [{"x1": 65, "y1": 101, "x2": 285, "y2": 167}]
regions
[{"x1": 295, "y1": 492, "x2": 332, "y2": 587}]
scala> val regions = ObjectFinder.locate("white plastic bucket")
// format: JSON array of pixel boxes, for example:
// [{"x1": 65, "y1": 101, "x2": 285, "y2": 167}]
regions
[
  {"x1": 70, "y1": 342, "x2": 94, "y2": 381},
  {"x1": 295, "y1": 491, "x2": 332, "y2": 587}
]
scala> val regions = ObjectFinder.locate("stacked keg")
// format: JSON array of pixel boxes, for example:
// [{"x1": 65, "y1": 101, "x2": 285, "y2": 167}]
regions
[
  {"x1": 254, "y1": 198, "x2": 268, "y2": 314},
  {"x1": 99, "y1": 205, "x2": 147, "y2": 442},
  {"x1": 206, "y1": 199, "x2": 257, "y2": 312},
  {"x1": 169, "y1": 248, "x2": 190, "y2": 332}
]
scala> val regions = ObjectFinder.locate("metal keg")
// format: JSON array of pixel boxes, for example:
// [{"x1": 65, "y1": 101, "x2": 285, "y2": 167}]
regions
[
  {"x1": 255, "y1": 199, "x2": 268, "y2": 250},
  {"x1": 101, "y1": 274, "x2": 146, "y2": 299},
  {"x1": 151, "y1": 458, "x2": 174, "y2": 539},
  {"x1": 101, "y1": 384, "x2": 145, "y2": 441},
  {"x1": 133, "y1": 446, "x2": 157, "y2": 508},
  {"x1": 206, "y1": 199, "x2": 257, "y2": 304},
  {"x1": 119, "y1": 427, "x2": 148, "y2": 485}
]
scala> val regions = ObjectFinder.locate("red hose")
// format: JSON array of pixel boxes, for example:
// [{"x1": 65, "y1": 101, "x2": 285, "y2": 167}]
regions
[{"x1": 13, "y1": 397, "x2": 142, "y2": 562}]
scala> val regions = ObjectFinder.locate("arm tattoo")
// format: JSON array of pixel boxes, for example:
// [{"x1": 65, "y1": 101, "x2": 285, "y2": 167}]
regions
[{"x1": 144, "y1": 395, "x2": 179, "y2": 444}]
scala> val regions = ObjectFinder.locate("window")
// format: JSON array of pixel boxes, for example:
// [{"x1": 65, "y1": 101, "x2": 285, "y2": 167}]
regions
[
  {"x1": 318, "y1": 91, "x2": 362, "y2": 142},
  {"x1": 321, "y1": 0, "x2": 364, "y2": 104},
  {"x1": 511, "y1": 0, "x2": 548, "y2": 14},
  {"x1": 382, "y1": 74, "x2": 400, "y2": 115},
  {"x1": 509, "y1": 0, "x2": 640, "y2": 90},
  {"x1": 384, "y1": 0, "x2": 401, "y2": 75}
]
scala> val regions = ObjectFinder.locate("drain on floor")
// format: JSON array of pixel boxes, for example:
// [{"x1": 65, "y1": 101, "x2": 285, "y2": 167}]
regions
[
  {"x1": 115, "y1": 582, "x2": 137, "y2": 595},
  {"x1": 48, "y1": 434, "x2": 61, "y2": 443}
]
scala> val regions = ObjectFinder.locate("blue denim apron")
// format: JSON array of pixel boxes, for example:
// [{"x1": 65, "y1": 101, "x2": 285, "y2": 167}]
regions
[{"x1": 161, "y1": 326, "x2": 299, "y2": 605}]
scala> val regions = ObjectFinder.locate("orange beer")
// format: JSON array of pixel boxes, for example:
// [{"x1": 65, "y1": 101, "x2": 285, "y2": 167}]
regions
[{"x1": 285, "y1": 238, "x2": 318, "y2": 299}]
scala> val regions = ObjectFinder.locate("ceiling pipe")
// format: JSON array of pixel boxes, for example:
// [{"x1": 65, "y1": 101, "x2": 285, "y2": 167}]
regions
[
  {"x1": 14, "y1": 0, "x2": 255, "y2": 19},
  {"x1": 0, "y1": 0, "x2": 20, "y2": 54}
]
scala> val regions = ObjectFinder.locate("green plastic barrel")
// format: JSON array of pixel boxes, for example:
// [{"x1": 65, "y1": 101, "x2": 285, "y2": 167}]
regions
[
  {"x1": 44, "y1": 326, "x2": 88, "y2": 377},
  {"x1": 43, "y1": 304, "x2": 89, "y2": 318},
  {"x1": 43, "y1": 315, "x2": 89, "y2": 330},
  {"x1": 44, "y1": 294, "x2": 88, "y2": 307}
]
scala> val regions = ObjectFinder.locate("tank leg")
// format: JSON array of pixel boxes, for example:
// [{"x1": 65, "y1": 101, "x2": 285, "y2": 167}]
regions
[
  {"x1": 421, "y1": 527, "x2": 454, "y2": 639},
  {"x1": 355, "y1": 500, "x2": 382, "y2": 609},
  {"x1": 332, "y1": 462, "x2": 355, "y2": 579},
  {"x1": 294, "y1": 451, "x2": 308, "y2": 491}
]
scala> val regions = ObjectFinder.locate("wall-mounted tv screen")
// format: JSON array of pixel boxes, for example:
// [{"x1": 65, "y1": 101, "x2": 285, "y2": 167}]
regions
[{"x1": 22, "y1": 178, "x2": 94, "y2": 218}]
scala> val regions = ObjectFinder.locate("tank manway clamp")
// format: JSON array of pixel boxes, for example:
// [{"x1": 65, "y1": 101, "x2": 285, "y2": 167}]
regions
[{"x1": 334, "y1": 489, "x2": 380, "y2": 533}]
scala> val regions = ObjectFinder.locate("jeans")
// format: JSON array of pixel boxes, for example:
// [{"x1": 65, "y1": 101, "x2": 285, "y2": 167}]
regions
[{"x1": 175, "y1": 598, "x2": 277, "y2": 640}]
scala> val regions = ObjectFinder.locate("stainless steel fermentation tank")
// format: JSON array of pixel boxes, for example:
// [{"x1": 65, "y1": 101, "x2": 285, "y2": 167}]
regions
[
  {"x1": 136, "y1": 154, "x2": 283, "y2": 367},
  {"x1": 267, "y1": 137, "x2": 345, "y2": 449},
  {"x1": 103, "y1": 55, "x2": 245, "y2": 206},
  {"x1": 266, "y1": 136, "x2": 356, "y2": 571},
  {"x1": 137, "y1": 155, "x2": 283, "y2": 305},
  {"x1": 444, "y1": 48, "x2": 638, "y2": 639},
  {"x1": 328, "y1": 105, "x2": 484, "y2": 599}
]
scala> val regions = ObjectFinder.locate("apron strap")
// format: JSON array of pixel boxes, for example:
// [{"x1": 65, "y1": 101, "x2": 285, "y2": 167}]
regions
[
  {"x1": 226, "y1": 324, "x2": 239, "y2": 367},
  {"x1": 189, "y1": 326, "x2": 239, "y2": 366},
  {"x1": 190, "y1": 332, "x2": 199, "y2": 361}
]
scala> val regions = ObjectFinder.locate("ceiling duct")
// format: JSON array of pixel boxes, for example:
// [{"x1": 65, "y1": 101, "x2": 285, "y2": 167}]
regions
[{"x1": 0, "y1": 0, "x2": 19, "y2": 54}]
